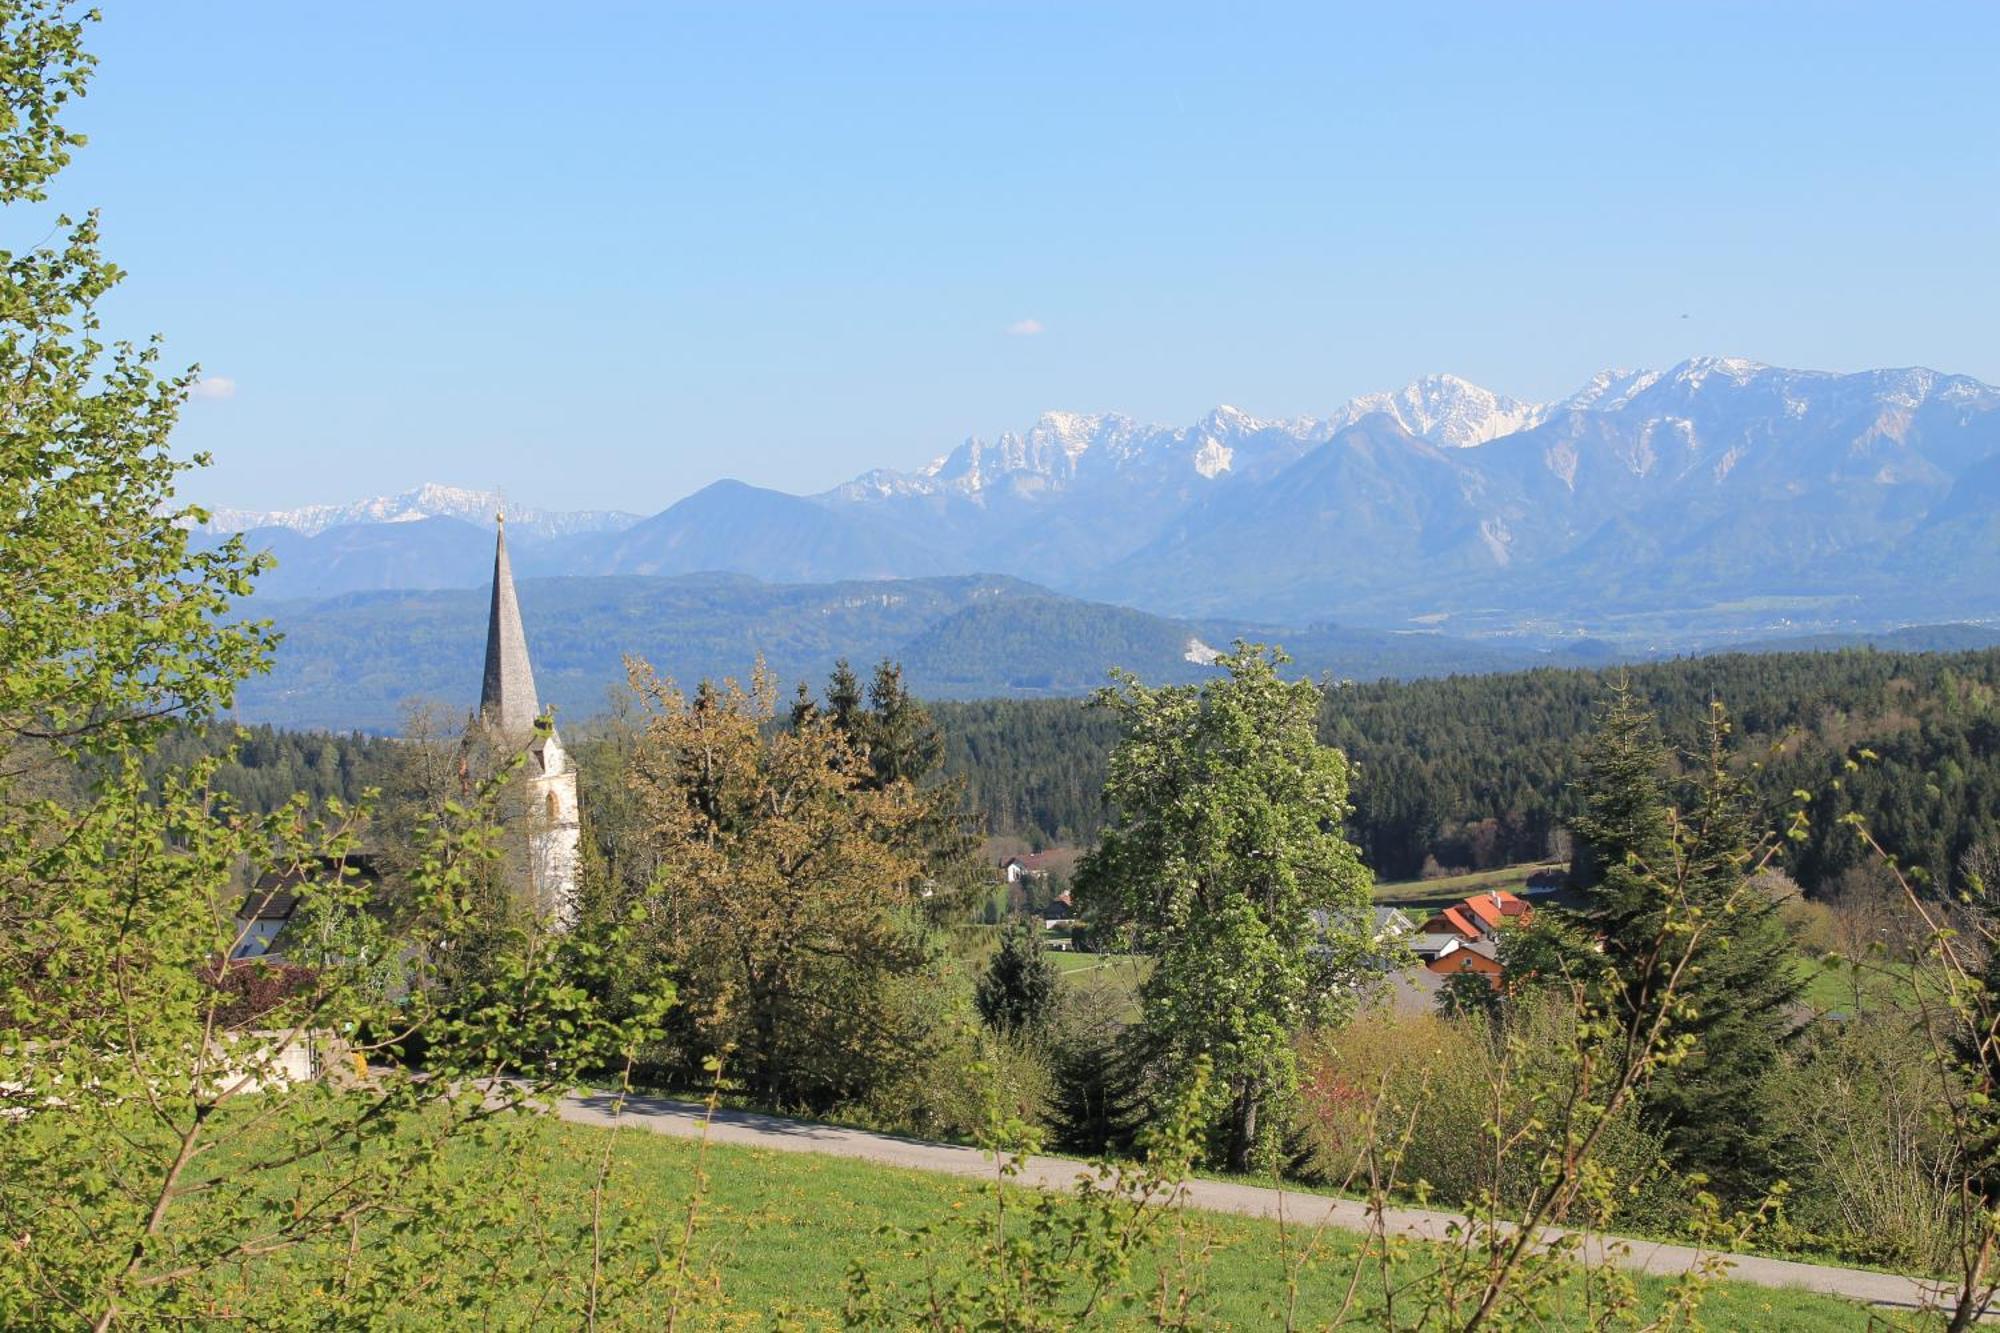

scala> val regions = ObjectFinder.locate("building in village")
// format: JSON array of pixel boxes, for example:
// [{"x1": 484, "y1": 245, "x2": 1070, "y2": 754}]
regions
[
  {"x1": 479, "y1": 514, "x2": 581, "y2": 928},
  {"x1": 231, "y1": 854, "x2": 381, "y2": 960}
]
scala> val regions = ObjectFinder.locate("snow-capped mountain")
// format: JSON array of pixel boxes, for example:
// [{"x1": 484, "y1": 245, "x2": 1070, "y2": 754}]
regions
[
  {"x1": 826, "y1": 373, "x2": 1541, "y2": 505},
  {"x1": 1324, "y1": 373, "x2": 1549, "y2": 447},
  {"x1": 211, "y1": 359, "x2": 2000, "y2": 635},
  {"x1": 201, "y1": 483, "x2": 640, "y2": 540}
]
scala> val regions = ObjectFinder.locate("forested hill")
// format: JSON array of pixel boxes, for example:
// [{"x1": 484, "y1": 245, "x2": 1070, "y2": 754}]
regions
[
  {"x1": 184, "y1": 645, "x2": 2000, "y2": 904},
  {"x1": 935, "y1": 645, "x2": 2000, "y2": 897}
]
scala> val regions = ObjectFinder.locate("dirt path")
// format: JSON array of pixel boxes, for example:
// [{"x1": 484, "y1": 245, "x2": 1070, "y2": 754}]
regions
[{"x1": 557, "y1": 1091, "x2": 1971, "y2": 1320}]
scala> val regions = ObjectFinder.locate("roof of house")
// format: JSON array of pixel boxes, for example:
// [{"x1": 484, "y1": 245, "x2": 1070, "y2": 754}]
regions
[
  {"x1": 1461, "y1": 895, "x2": 1501, "y2": 929},
  {"x1": 1003, "y1": 851, "x2": 1062, "y2": 873},
  {"x1": 1372, "y1": 906, "x2": 1415, "y2": 934},
  {"x1": 1433, "y1": 905, "x2": 1479, "y2": 938},
  {"x1": 237, "y1": 854, "x2": 380, "y2": 923},
  {"x1": 1409, "y1": 932, "x2": 1463, "y2": 958}
]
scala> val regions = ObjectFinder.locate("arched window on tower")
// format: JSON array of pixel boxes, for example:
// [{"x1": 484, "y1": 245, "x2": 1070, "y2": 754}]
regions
[{"x1": 546, "y1": 790, "x2": 559, "y2": 821}]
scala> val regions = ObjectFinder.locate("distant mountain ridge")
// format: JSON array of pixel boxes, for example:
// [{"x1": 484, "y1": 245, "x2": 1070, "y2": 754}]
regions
[
  {"x1": 201, "y1": 358, "x2": 2000, "y2": 641},
  {"x1": 231, "y1": 571, "x2": 1563, "y2": 731},
  {"x1": 234, "y1": 567, "x2": 2000, "y2": 733},
  {"x1": 202, "y1": 482, "x2": 641, "y2": 540}
]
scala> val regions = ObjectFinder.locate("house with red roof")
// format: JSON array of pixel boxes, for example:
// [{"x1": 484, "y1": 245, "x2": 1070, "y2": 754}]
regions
[{"x1": 1421, "y1": 889, "x2": 1531, "y2": 943}]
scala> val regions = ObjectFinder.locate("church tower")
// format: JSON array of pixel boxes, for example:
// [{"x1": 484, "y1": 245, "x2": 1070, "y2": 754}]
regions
[{"x1": 480, "y1": 514, "x2": 580, "y2": 928}]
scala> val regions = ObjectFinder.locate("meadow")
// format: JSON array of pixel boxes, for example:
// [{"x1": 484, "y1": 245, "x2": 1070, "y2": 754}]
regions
[{"x1": 467, "y1": 1115, "x2": 1881, "y2": 1329}]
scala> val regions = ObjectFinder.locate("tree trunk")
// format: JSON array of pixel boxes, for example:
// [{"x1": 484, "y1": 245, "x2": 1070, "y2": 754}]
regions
[{"x1": 1228, "y1": 1083, "x2": 1259, "y2": 1174}]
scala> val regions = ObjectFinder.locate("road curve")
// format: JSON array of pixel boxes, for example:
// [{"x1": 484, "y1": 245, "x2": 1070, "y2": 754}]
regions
[{"x1": 558, "y1": 1091, "x2": 1968, "y2": 1320}]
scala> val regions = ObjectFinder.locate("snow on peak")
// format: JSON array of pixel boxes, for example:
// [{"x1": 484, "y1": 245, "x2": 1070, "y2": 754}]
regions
[
  {"x1": 1559, "y1": 368, "x2": 1663, "y2": 412},
  {"x1": 1330, "y1": 374, "x2": 1548, "y2": 448},
  {"x1": 200, "y1": 484, "x2": 640, "y2": 538},
  {"x1": 1193, "y1": 437, "x2": 1234, "y2": 478}
]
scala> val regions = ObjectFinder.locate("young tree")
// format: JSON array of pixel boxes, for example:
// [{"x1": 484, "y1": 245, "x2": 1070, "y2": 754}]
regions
[
  {"x1": 1076, "y1": 643, "x2": 1375, "y2": 1172},
  {"x1": 623, "y1": 659, "x2": 941, "y2": 1107},
  {"x1": 975, "y1": 918, "x2": 1059, "y2": 1034}
]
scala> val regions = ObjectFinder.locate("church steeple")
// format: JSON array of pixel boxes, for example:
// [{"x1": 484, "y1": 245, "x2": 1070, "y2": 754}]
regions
[{"x1": 479, "y1": 512, "x2": 541, "y2": 735}]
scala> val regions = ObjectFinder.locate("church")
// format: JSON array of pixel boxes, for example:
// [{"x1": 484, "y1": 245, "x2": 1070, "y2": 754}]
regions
[{"x1": 478, "y1": 514, "x2": 581, "y2": 927}]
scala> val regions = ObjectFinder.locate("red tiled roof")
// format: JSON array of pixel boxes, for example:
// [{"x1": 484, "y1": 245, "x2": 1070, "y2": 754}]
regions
[
  {"x1": 1461, "y1": 895, "x2": 1504, "y2": 928},
  {"x1": 1436, "y1": 905, "x2": 1478, "y2": 939}
]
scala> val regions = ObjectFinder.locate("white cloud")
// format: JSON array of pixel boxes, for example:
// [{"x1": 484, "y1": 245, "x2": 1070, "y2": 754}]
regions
[
  {"x1": 1005, "y1": 319, "x2": 1045, "y2": 336},
  {"x1": 190, "y1": 375, "x2": 237, "y2": 400}
]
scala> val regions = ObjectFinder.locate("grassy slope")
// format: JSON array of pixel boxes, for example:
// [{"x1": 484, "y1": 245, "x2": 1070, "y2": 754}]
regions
[
  {"x1": 1371, "y1": 862, "x2": 1548, "y2": 907},
  {"x1": 536, "y1": 1119, "x2": 1871, "y2": 1329},
  {"x1": 1798, "y1": 956, "x2": 1919, "y2": 1015}
]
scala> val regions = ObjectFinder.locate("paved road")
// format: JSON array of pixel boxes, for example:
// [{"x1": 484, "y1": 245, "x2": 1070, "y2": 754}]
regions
[{"x1": 558, "y1": 1091, "x2": 1974, "y2": 1321}]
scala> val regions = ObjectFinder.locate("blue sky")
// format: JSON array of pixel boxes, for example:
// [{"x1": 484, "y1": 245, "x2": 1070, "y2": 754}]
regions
[{"x1": 57, "y1": 2, "x2": 2000, "y2": 512}]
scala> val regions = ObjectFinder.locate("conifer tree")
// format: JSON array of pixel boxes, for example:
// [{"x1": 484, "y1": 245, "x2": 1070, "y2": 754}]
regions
[
  {"x1": 975, "y1": 917, "x2": 1058, "y2": 1033},
  {"x1": 1570, "y1": 689, "x2": 1801, "y2": 1201}
]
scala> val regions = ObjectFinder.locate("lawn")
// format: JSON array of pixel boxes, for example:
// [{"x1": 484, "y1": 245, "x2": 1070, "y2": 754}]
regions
[
  {"x1": 1798, "y1": 955, "x2": 1918, "y2": 1015},
  {"x1": 1049, "y1": 949, "x2": 1146, "y2": 977},
  {"x1": 1371, "y1": 862, "x2": 1549, "y2": 907},
  {"x1": 489, "y1": 1116, "x2": 1876, "y2": 1329}
]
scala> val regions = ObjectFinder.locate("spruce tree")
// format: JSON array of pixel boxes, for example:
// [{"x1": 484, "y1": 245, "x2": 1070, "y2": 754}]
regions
[
  {"x1": 975, "y1": 917, "x2": 1059, "y2": 1033},
  {"x1": 1570, "y1": 691, "x2": 1801, "y2": 1202},
  {"x1": 1650, "y1": 709, "x2": 1802, "y2": 1198}
]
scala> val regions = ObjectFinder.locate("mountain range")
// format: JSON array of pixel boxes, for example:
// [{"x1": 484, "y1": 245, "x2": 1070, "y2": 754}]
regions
[{"x1": 202, "y1": 357, "x2": 2000, "y2": 643}]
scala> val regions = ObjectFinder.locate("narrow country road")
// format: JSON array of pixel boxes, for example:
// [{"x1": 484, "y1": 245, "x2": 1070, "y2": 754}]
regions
[{"x1": 558, "y1": 1091, "x2": 1971, "y2": 1321}]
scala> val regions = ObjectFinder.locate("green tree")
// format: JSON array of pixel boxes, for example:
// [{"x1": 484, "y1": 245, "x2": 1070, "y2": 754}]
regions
[
  {"x1": 813, "y1": 658, "x2": 984, "y2": 918},
  {"x1": 1571, "y1": 693, "x2": 1802, "y2": 1202},
  {"x1": 1076, "y1": 643, "x2": 1375, "y2": 1172},
  {"x1": 975, "y1": 918, "x2": 1059, "y2": 1033},
  {"x1": 0, "y1": 7, "x2": 272, "y2": 765},
  {"x1": 0, "y1": 10, "x2": 665, "y2": 1322},
  {"x1": 623, "y1": 660, "x2": 941, "y2": 1108}
]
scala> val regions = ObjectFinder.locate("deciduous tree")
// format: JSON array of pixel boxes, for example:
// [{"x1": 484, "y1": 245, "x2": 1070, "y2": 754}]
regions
[{"x1": 1076, "y1": 643, "x2": 1375, "y2": 1172}]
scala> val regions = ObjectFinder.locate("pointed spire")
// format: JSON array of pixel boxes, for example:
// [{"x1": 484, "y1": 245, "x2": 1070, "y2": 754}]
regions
[{"x1": 480, "y1": 512, "x2": 541, "y2": 735}]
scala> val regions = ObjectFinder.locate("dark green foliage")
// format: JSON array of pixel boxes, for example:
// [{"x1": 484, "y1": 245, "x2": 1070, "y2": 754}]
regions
[
  {"x1": 1436, "y1": 970, "x2": 1500, "y2": 1020},
  {"x1": 139, "y1": 723, "x2": 396, "y2": 812},
  {"x1": 938, "y1": 647, "x2": 2000, "y2": 903},
  {"x1": 1047, "y1": 1012, "x2": 1154, "y2": 1157},
  {"x1": 1497, "y1": 912, "x2": 1604, "y2": 995},
  {"x1": 973, "y1": 919, "x2": 1058, "y2": 1033},
  {"x1": 809, "y1": 659, "x2": 984, "y2": 917},
  {"x1": 931, "y1": 697, "x2": 1120, "y2": 848},
  {"x1": 1570, "y1": 684, "x2": 1675, "y2": 937},
  {"x1": 167, "y1": 645, "x2": 2000, "y2": 913},
  {"x1": 1570, "y1": 696, "x2": 1804, "y2": 1203}
]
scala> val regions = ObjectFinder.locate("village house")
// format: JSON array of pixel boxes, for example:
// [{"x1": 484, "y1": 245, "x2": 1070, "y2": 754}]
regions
[
  {"x1": 1426, "y1": 937, "x2": 1502, "y2": 986},
  {"x1": 232, "y1": 854, "x2": 381, "y2": 960},
  {"x1": 1000, "y1": 851, "x2": 1062, "y2": 884},
  {"x1": 1420, "y1": 888, "x2": 1532, "y2": 943}
]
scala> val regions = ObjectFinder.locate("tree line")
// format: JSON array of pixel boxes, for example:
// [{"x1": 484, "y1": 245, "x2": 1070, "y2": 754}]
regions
[{"x1": 933, "y1": 646, "x2": 2000, "y2": 896}]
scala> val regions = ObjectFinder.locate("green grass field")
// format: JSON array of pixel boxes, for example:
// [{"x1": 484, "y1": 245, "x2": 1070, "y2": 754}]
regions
[
  {"x1": 1371, "y1": 862, "x2": 1548, "y2": 906},
  {"x1": 1799, "y1": 955, "x2": 1918, "y2": 1015},
  {"x1": 1049, "y1": 949, "x2": 1145, "y2": 976},
  {"x1": 513, "y1": 1118, "x2": 1874, "y2": 1329}
]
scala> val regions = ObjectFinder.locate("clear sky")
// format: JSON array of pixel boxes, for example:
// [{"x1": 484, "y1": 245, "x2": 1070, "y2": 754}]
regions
[{"x1": 57, "y1": 2, "x2": 2000, "y2": 513}]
